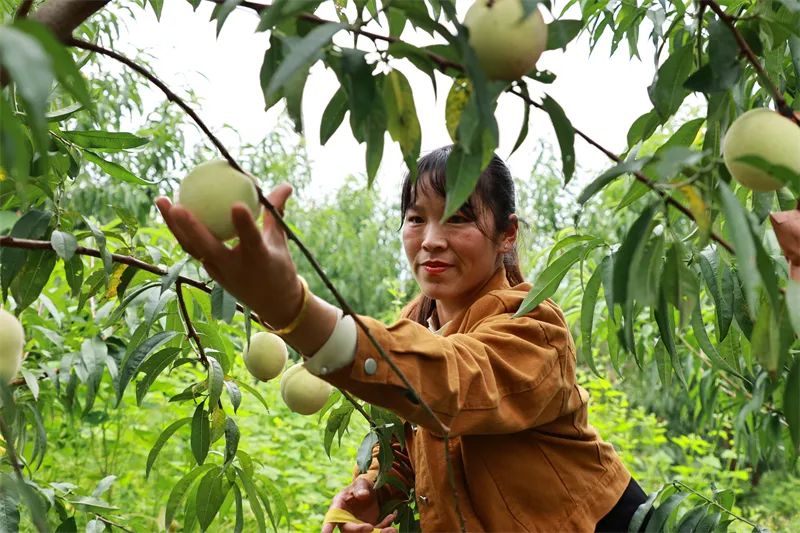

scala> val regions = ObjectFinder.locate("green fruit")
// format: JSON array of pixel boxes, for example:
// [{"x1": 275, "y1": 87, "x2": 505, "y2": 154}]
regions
[
  {"x1": 0, "y1": 309, "x2": 24, "y2": 383},
  {"x1": 178, "y1": 159, "x2": 260, "y2": 241},
  {"x1": 243, "y1": 331, "x2": 287, "y2": 381},
  {"x1": 723, "y1": 108, "x2": 800, "y2": 192},
  {"x1": 464, "y1": 0, "x2": 548, "y2": 81},
  {"x1": 280, "y1": 362, "x2": 332, "y2": 415}
]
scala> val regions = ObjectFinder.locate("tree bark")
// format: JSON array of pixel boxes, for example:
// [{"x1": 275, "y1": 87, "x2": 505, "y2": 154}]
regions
[
  {"x1": 1, "y1": 0, "x2": 110, "y2": 87},
  {"x1": 29, "y1": 0, "x2": 110, "y2": 42}
]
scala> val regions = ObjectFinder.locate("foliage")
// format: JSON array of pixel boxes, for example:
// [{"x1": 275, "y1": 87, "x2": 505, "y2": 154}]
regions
[{"x1": 0, "y1": 0, "x2": 799, "y2": 531}]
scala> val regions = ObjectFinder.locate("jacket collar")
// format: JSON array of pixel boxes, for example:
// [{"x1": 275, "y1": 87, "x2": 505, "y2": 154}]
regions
[{"x1": 440, "y1": 265, "x2": 511, "y2": 335}]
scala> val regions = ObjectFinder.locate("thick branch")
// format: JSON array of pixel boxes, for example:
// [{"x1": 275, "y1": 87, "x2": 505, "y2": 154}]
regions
[
  {"x1": 29, "y1": 0, "x2": 110, "y2": 42},
  {"x1": 176, "y1": 280, "x2": 208, "y2": 365}
]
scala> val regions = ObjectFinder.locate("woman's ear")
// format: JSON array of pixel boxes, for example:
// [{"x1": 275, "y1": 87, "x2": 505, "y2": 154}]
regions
[{"x1": 500, "y1": 214, "x2": 519, "y2": 253}]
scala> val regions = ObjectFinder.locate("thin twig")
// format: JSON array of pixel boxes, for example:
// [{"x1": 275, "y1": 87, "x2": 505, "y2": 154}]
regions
[
  {"x1": 15, "y1": 0, "x2": 34, "y2": 19},
  {"x1": 67, "y1": 38, "x2": 242, "y2": 173},
  {"x1": 176, "y1": 280, "x2": 208, "y2": 366},
  {"x1": 672, "y1": 480, "x2": 761, "y2": 528},
  {"x1": 340, "y1": 390, "x2": 376, "y2": 428},
  {"x1": 508, "y1": 86, "x2": 737, "y2": 254},
  {"x1": 701, "y1": 0, "x2": 798, "y2": 124}
]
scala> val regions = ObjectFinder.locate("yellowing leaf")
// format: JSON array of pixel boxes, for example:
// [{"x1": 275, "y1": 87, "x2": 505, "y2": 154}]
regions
[
  {"x1": 680, "y1": 185, "x2": 710, "y2": 237},
  {"x1": 104, "y1": 264, "x2": 128, "y2": 299},
  {"x1": 445, "y1": 78, "x2": 471, "y2": 142}
]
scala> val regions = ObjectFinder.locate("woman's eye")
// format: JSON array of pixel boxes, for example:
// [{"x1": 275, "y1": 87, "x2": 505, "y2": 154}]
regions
[
  {"x1": 448, "y1": 214, "x2": 468, "y2": 224},
  {"x1": 407, "y1": 216, "x2": 423, "y2": 224}
]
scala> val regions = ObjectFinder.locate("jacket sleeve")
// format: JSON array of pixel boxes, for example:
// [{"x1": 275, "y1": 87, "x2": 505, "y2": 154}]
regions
[{"x1": 323, "y1": 295, "x2": 575, "y2": 436}]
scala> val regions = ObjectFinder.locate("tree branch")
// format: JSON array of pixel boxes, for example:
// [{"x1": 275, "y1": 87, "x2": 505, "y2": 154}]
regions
[
  {"x1": 701, "y1": 0, "x2": 799, "y2": 124},
  {"x1": 176, "y1": 280, "x2": 208, "y2": 366}
]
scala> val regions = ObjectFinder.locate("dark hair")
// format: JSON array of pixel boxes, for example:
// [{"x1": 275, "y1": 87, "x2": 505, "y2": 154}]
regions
[{"x1": 399, "y1": 145, "x2": 525, "y2": 325}]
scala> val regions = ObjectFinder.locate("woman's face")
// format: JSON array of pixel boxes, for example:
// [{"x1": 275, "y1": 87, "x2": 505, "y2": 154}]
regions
[{"x1": 402, "y1": 184, "x2": 516, "y2": 319}]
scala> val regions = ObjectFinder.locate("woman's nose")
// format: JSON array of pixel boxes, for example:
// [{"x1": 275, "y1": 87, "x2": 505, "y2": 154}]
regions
[{"x1": 421, "y1": 223, "x2": 447, "y2": 251}]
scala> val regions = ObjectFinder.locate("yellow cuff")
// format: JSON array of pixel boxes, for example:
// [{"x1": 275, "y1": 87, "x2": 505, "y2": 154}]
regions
[{"x1": 323, "y1": 508, "x2": 380, "y2": 532}]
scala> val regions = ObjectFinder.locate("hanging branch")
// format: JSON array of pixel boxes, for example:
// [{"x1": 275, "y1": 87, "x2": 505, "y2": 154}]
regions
[
  {"x1": 176, "y1": 279, "x2": 209, "y2": 366},
  {"x1": 701, "y1": 0, "x2": 799, "y2": 125}
]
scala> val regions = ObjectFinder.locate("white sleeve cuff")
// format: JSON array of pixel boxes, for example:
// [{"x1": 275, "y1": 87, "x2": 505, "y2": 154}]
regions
[{"x1": 303, "y1": 309, "x2": 357, "y2": 376}]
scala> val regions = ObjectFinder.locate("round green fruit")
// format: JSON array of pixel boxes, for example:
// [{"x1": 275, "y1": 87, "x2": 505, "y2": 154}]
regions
[
  {"x1": 722, "y1": 108, "x2": 800, "y2": 192},
  {"x1": 280, "y1": 362, "x2": 332, "y2": 415},
  {"x1": 464, "y1": 0, "x2": 548, "y2": 81},
  {"x1": 0, "y1": 309, "x2": 24, "y2": 383},
  {"x1": 243, "y1": 331, "x2": 287, "y2": 382},
  {"x1": 177, "y1": 159, "x2": 260, "y2": 241}
]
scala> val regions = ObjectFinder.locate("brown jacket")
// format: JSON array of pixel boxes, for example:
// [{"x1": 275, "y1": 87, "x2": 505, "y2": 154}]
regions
[{"x1": 324, "y1": 267, "x2": 630, "y2": 531}]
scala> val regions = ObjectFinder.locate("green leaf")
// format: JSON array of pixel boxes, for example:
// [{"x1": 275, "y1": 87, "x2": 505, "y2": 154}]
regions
[
  {"x1": 10, "y1": 249, "x2": 56, "y2": 311},
  {"x1": 1, "y1": 210, "x2": 51, "y2": 298},
  {"x1": 255, "y1": 0, "x2": 322, "y2": 31},
  {"x1": 263, "y1": 23, "x2": 343, "y2": 104},
  {"x1": 383, "y1": 69, "x2": 421, "y2": 180},
  {"x1": 627, "y1": 486, "x2": 663, "y2": 533},
  {"x1": 136, "y1": 347, "x2": 182, "y2": 406},
  {"x1": 83, "y1": 150, "x2": 153, "y2": 185},
  {"x1": 236, "y1": 468, "x2": 267, "y2": 533},
  {"x1": 613, "y1": 204, "x2": 657, "y2": 305},
  {"x1": 196, "y1": 466, "x2": 226, "y2": 531},
  {"x1": 50, "y1": 230, "x2": 77, "y2": 261},
  {"x1": 224, "y1": 380, "x2": 242, "y2": 413},
  {"x1": 64, "y1": 254, "x2": 84, "y2": 298},
  {"x1": 516, "y1": 243, "x2": 590, "y2": 316},
  {"x1": 541, "y1": 94, "x2": 575, "y2": 183},
  {"x1": 648, "y1": 42, "x2": 693, "y2": 121},
  {"x1": 655, "y1": 288, "x2": 685, "y2": 388},
  {"x1": 232, "y1": 484, "x2": 244, "y2": 533},
  {"x1": 146, "y1": 417, "x2": 192, "y2": 478},
  {"x1": 443, "y1": 143, "x2": 484, "y2": 220},
  {"x1": 718, "y1": 182, "x2": 761, "y2": 314},
  {"x1": 356, "y1": 431, "x2": 379, "y2": 473},
  {"x1": 578, "y1": 158, "x2": 647, "y2": 205},
  {"x1": 224, "y1": 417, "x2": 240, "y2": 465},
  {"x1": 211, "y1": 283, "x2": 237, "y2": 324},
  {"x1": 161, "y1": 257, "x2": 189, "y2": 294},
  {"x1": 235, "y1": 379, "x2": 270, "y2": 413},
  {"x1": 60, "y1": 130, "x2": 148, "y2": 151},
  {"x1": 165, "y1": 464, "x2": 216, "y2": 527},
  {"x1": 579, "y1": 258, "x2": 605, "y2": 375},
  {"x1": 116, "y1": 330, "x2": 177, "y2": 405},
  {"x1": 785, "y1": 356, "x2": 800, "y2": 453},
  {"x1": 319, "y1": 88, "x2": 347, "y2": 145},
  {"x1": 787, "y1": 280, "x2": 800, "y2": 336},
  {"x1": 546, "y1": 19, "x2": 583, "y2": 50},
  {"x1": 0, "y1": 25, "x2": 53, "y2": 148},
  {"x1": 207, "y1": 356, "x2": 224, "y2": 409},
  {"x1": 751, "y1": 298, "x2": 781, "y2": 375},
  {"x1": 212, "y1": 0, "x2": 243, "y2": 36},
  {"x1": 191, "y1": 402, "x2": 211, "y2": 465},
  {"x1": 734, "y1": 155, "x2": 800, "y2": 193},
  {"x1": 644, "y1": 492, "x2": 689, "y2": 533}
]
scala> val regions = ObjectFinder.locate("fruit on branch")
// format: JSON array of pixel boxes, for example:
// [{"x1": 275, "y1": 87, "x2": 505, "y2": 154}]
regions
[
  {"x1": 243, "y1": 331, "x2": 288, "y2": 381},
  {"x1": 722, "y1": 108, "x2": 800, "y2": 192},
  {"x1": 463, "y1": 0, "x2": 548, "y2": 81},
  {"x1": 178, "y1": 160, "x2": 261, "y2": 241},
  {"x1": 0, "y1": 309, "x2": 25, "y2": 383},
  {"x1": 280, "y1": 362, "x2": 332, "y2": 415}
]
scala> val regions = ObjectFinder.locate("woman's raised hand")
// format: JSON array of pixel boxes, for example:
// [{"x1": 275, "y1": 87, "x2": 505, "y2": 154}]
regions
[
  {"x1": 155, "y1": 183, "x2": 304, "y2": 328},
  {"x1": 321, "y1": 476, "x2": 397, "y2": 533}
]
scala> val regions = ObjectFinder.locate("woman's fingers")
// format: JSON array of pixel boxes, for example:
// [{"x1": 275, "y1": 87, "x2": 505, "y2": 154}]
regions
[
  {"x1": 232, "y1": 203, "x2": 267, "y2": 254},
  {"x1": 374, "y1": 512, "x2": 396, "y2": 529},
  {"x1": 263, "y1": 183, "x2": 294, "y2": 232},
  {"x1": 169, "y1": 205, "x2": 229, "y2": 262},
  {"x1": 156, "y1": 197, "x2": 204, "y2": 259}
]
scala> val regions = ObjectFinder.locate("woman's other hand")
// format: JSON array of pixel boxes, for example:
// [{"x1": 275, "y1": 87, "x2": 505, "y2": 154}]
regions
[
  {"x1": 321, "y1": 476, "x2": 397, "y2": 533},
  {"x1": 770, "y1": 205, "x2": 800, "y2": 281},
  {"x1": 155, "y1": 183, "x2": 303, "y2": 328}
]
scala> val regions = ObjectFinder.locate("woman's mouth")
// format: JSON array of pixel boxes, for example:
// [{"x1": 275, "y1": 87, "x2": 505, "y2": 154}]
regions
[{"x1": 423, "y1": 262, "x2": 452, "y2": 274}]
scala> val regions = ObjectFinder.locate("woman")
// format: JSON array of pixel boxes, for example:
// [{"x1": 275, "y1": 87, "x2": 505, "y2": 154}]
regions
[{"x1": 157, "y1": 146, "x2": 648, "y2": 531}]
